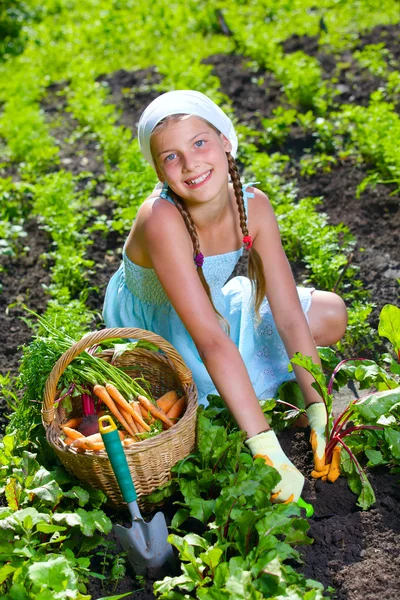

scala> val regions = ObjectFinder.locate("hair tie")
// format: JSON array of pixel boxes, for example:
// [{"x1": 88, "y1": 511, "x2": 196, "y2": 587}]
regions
[
  {"x1": 243, "y1": 235, "x2": 253, "y2": 250},
  {"x1": 194, "y1": 253, "x2": 204, "y2": 268}
]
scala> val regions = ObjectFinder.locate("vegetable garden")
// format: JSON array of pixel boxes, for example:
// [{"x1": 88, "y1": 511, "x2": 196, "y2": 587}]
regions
[{"x1": 0, "y1": 1, "x2": 399, "y2": 598}]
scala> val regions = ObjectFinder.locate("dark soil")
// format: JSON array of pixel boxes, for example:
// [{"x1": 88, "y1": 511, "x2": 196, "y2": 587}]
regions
[
  {"x1": 282, "y1": 428, "x2": 400, "y2": 600},
  {"x1": 0, "y1": 21, "x2": 399, "y2": 600}
]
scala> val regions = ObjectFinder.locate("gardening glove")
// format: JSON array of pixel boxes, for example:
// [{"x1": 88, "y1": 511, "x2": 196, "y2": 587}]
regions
[
  {"x1": 306, "y1": 403, "x2": 327, "y2": 472},
  {"x1": 306, "y1": 403, "x2": 341, "y2": 482},
  {"x1": 246, "y1": 430, "x2": 305, "y2": 503}
]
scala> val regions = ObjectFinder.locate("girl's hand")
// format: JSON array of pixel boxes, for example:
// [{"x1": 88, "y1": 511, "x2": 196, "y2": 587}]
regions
[
  {"x1": 246, "y1": 430, "x2": 305, "y2": 503},
  {"x1": 306, "y1": 403, "x2": 341, "y2": 482},
  {"x1": 306, "y1": 402, "x2": 327, "y2": 471}
]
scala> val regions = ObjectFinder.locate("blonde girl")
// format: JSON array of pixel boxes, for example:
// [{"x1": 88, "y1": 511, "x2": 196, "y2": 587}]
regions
[{"x1": 103, "y1": 90, "x2": 348, "y2": 502}]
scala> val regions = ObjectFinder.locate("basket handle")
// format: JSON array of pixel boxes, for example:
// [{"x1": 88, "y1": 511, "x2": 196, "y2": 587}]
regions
[{"x1": 42, "y1": 327, "x2": 193, "y2": 425}]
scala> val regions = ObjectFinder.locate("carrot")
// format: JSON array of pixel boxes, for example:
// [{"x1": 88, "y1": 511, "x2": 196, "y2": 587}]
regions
[
  {"x1": 85, "y1": 442, "x2": 105, "y2": 451},
  {"x1": 137, "y1": 394, "x2": 174, "y2": 428},
  {"x1": 105, "y1": 383, "x2": 151, "y2": 432},
  {"x1": 93, "y1": 384, "x2": 136, "y2": 437},
  {"x1": 123, "y1": 437, "x2": 136, "y2": 447},
  {"x1": 71, "y1": 438, "x2": 98, "y2": 450},
  {"x1": 132, "y1": 402, "x2": 147, "y2": 432},
  {"x1": 72, "y1": 438, "x2": 104, "y2": 451},
  {"x1": 63, "y1": 437, "x2": 75, "y2": 446},
  {"x1": 71, "y1": 430, "x2": 125, "y2": 451},
  {"x1": 140, "y1": 404, "x2": 155, "y2": 424},
  {"x1": 61, "y1": 426, "x2": 85, "y2": 440},
  {"x1": 120, "y1": 406, "x2": 140, "y2": 438},
  {"x1": 156, "y1": 390, "x2": 178, "y2": 413},
  {"x1": 63, "y1": 417, "x2": 82, "y2": 429},
  {"x1": 166, "y1": 396, "x2": 186, "y2": 422}
]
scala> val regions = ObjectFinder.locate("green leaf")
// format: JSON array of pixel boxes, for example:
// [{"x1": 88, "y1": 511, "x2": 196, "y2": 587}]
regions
[
  {"x1": 75, "y1": 509, "x2": 112, "y2": 536},
  {"x1": 0, "y1": 563, "x2": 17, "y2": 585},
  {"x1": 378, "y1": 304, "x2": 400, "y2": 353},
  {"x1": 153, "y1": 571, "x2": 196, "y2": 596},
  {"x1": 28, "y1": 555, "x2": 77, "y2": 592},
  {"x1": 196, "y1": 413, "x2": 228, "y2": 467},
  {"x1": 187, "y1": 498, "x2": 216, "y2": 524},
  {"x1": 171, "y1": 508, "x2": 190, "y2": 530},
  {"x1": 356, "y1": 474, "x2": 376, "y2": 510},
  {"x1": 214, "y1": 561, "x2": 229, "y2": 588},
  {"x1": 52, "y1": 511, "x2": 83, "y2": 528},
  {"x1": 278, "y1": 380, "x2": 305, "y2": 410},
  {"x1": 26, "y1": 479, "x2": 63, "y2": 506},
  {"x1": 3, "y1": 582, "x2": 30, "y2": 600},
  {"x1": 197, "y1": 588, "x2": 231, "y2": 599},
  {"x1": 179, "y1": 479, "x2": 200, "y2": 502},
  {"x1": 64, "y1": 486, "x2": 90, "y2": 507},
  {"x1": 183, "y1": 533, "x2": 209, "y2": 550},
  {"x1": 11, "y1": 508, "x2": 51, "y2": 530},
  {"x1": 199, "y1": 546, "x2": 224, "y2": 570},
  {"x1": 36, "y1": 523, "x2": 67, "y2": 533},
  {"x1": 290, "y1": 353, "x2": 332, "y2": 421},
  {"x1": 97, "y1": 593, "x2": 135, "y2": 600},
  {"x1": 342, "y1": 451, "x2": 376, "y2": 510},
  {"x1": 384, "y1": 429, "x2": 400, "y2": 459},
  {"x1": 355, "y1": 389, "x2": 400, "y2": 421},
  {"x1": 365, "y1": 449, "x2": 385, "y2": 466},
  {"x1": 5, "y1": 479, "x2": 19, "y2": 510}
]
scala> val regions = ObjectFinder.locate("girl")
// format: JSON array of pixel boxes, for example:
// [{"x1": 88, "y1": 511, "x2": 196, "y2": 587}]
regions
[{"x1": 103, "y1": 90, "x2": 348, "y2": 503}]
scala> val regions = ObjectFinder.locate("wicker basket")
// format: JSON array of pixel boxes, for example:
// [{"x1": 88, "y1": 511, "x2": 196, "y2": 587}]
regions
[{"x1": 42, "y1": 327, "x2": 198, "y2": 510}]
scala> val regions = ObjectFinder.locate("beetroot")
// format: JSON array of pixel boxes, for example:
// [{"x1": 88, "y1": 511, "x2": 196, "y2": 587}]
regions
[{"x1": 77, "y1": 414, "x2": 99, "y2": 436}]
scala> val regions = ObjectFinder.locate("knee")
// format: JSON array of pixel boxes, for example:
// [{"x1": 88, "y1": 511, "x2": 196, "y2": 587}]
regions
[{"x1": 309, "y1": 291, "x2": 348, "y2": 346}]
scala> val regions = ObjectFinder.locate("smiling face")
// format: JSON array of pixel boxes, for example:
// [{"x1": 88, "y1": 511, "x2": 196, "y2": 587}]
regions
[{"x1": 150, "y1": 115, "x2": 232, "y2": 204}]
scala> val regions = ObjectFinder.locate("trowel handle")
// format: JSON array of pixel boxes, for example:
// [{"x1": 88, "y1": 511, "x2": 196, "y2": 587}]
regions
[{"x1": 99, "y1": 415, "x2": 137, "y2": 504}]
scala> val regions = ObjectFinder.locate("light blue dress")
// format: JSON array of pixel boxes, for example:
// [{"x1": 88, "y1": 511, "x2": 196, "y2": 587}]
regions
[{"x1": 103, "y1": 184, "x2": 313, "y2": 406}]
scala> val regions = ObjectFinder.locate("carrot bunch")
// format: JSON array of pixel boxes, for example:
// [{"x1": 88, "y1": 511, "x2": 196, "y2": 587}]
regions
[{"x1": 60, "y1": 386, "x2": 186, "y2": 451}]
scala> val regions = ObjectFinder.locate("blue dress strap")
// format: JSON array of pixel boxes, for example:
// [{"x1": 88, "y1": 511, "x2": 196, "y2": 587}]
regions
[{"x1": 242, "y1": 181, "x2": 260, "y2": 213}]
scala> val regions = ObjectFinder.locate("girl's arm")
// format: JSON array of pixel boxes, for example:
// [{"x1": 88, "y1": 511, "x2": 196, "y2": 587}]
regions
[
  {"x1": 249, "y1": 187, "x2": 323, "y2": 407},
  {"x1": 140, "y1": 198, "x2": 269, "y2": 438},
  {"x1": 139, "y1": 196, "x2": 306, "y2": 503}
]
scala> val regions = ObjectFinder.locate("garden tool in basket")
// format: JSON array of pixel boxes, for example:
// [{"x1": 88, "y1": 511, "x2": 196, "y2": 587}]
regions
[{"x1": 99, "y1": 415, "x2": 175, "y2": 575}]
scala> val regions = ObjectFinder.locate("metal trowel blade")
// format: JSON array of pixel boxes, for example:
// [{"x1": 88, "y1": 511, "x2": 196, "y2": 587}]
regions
[{"x1": 115, "y1": 511, "x2": 175, "y2": 575}]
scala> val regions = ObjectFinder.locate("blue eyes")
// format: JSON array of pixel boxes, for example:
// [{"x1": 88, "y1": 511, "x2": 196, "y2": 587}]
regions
[{"x1": 164, "y1": 140, "x2": 206, "y2": 163}]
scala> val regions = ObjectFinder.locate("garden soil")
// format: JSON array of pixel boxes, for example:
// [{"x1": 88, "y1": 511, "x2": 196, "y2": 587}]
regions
[{"x1": 0, "y1": 23, "x2": 399, "y2": 600}]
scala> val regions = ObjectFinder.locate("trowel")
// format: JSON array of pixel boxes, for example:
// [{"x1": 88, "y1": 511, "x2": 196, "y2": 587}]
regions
[{"x1": 99, "y1": 415, "x2": 175, "y2": 575}]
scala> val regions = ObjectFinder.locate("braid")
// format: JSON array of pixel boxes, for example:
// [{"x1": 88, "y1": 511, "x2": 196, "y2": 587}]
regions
[
  {"x1": 227, "y1": 153, "x2": 267, "y2": 320},
  {"x1": 166, "y1": 188, "x2": 200, "y2": 254},
  {"x1": 228, "y1": 153, "x2": 249, "y2": 237},
  {"x1": 167, "y1": 186, "x2": 229, "y2": 333}
]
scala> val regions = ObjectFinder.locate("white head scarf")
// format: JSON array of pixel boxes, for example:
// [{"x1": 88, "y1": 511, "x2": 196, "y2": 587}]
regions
[{"x1": 138, "y1": 90, "x2": 238, "y2": 168}]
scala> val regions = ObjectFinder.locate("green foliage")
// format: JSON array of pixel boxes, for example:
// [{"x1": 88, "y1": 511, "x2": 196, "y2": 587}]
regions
[
  {"x1": 0, "y1": 101, "x2": 59, "y2": 172},
  {"x1": 339, "y1": 93, "x2": 400, "y2": 191},
  {"x1": 290, "y1": 304, "x2": 400, "y2": 510},
  {"x1": 261, "y1": 107, "x2": 298, "y2": 147},
  {"x1": 0, "y1": 432, "x2": 111, "y2": 599},
  {"x1": 0, "y1": 1, "x2": 40, "y2": 58},
  {"x1": 378, "y1": 304, "x2": 400, "y2": 359},
  {"x1": 154, "y1": 403, "x2": 323, "y2": 599},
  {"x1": 353, "y1": 43, "x2": 392, "y2": 77},
  {"x1": 275, "y1": 52, "x2": 328, "y2": 114}
]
